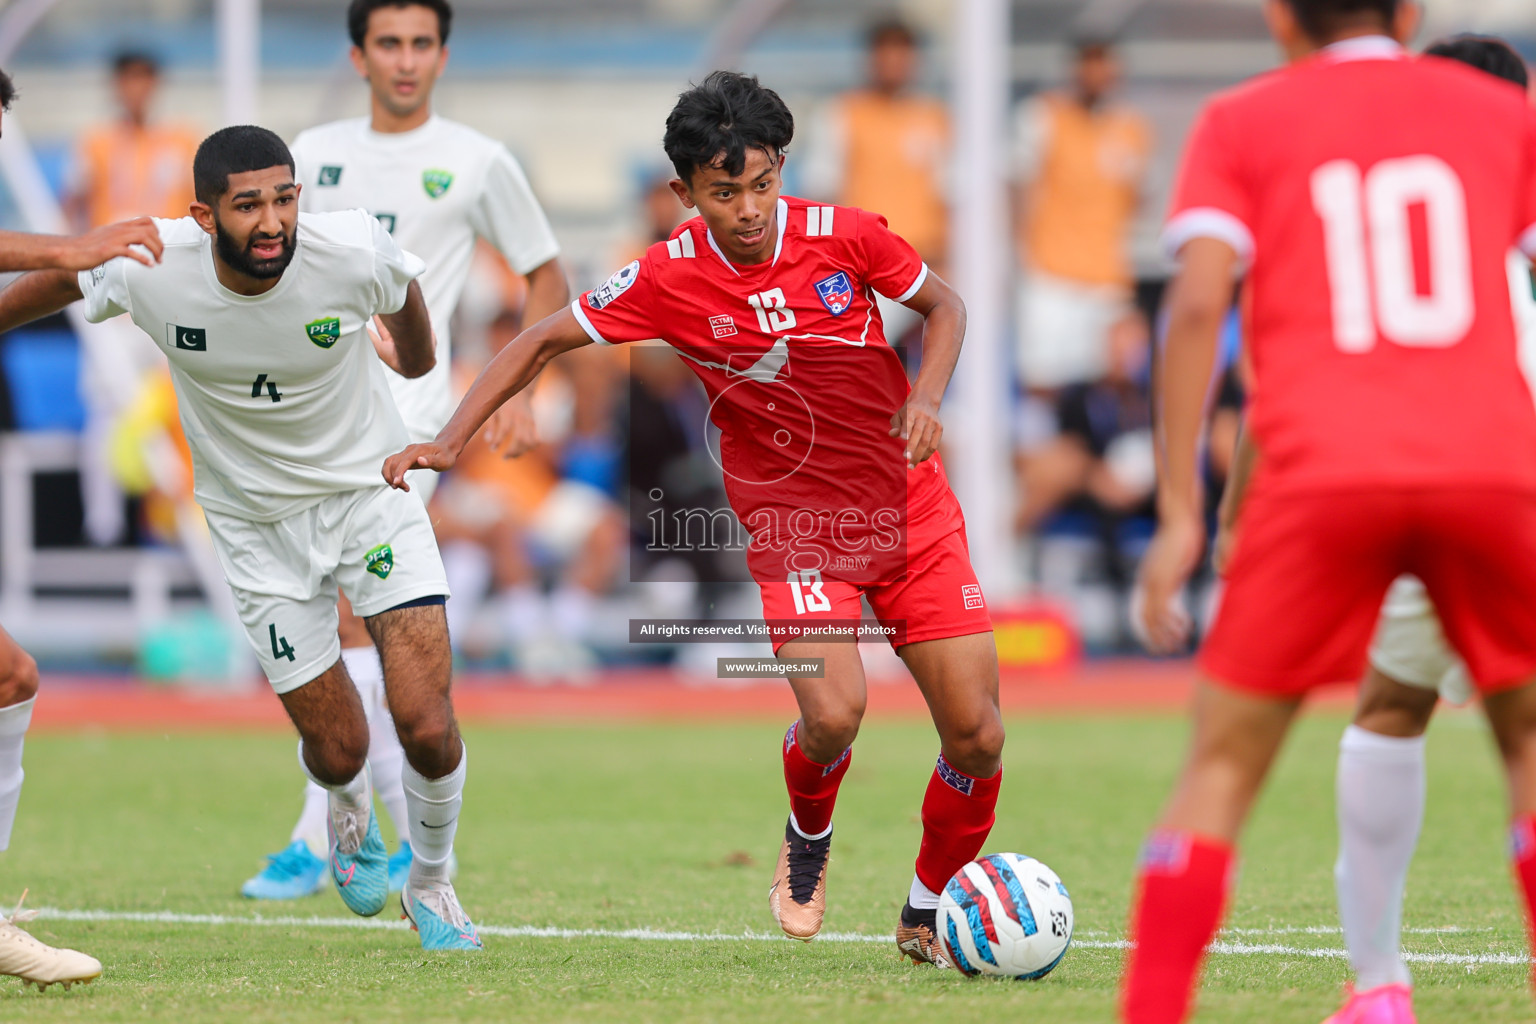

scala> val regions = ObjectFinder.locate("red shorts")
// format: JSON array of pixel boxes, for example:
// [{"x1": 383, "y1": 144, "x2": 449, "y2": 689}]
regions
[
  {"x1": 757, "y1": 515, "x2": 993, "y2": 655},
  {"x1": 1201, "y1": 487, "x2": 1536, "y2": 696}
]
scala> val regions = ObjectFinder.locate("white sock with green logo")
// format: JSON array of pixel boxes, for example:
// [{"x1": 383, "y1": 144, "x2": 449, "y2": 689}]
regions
[{"x1": 403, "y1": 744, "x2": 466, "y2": 887}]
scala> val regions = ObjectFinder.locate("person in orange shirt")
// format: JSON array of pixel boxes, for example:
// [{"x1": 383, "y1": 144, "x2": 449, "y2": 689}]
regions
[
  {"x1": 1010, "y1": 38, "x2": 1150, "y2": 396},
  {"x1": 65, "y1": 51, "x2": 201, "y2": 547},
  {"x1": 803, "y1": 17, "x2": 949, "y2": 343},
  {"x1": 66, "y1": 52, "x2": 199, "y2": 230}
]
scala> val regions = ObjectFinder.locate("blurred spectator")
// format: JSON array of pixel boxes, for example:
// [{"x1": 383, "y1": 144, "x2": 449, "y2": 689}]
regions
[
  {"x1": 621, "y1": 171, "x2": 689, "y2": 264},
  {"x1": 433, "y1": 311, "x2": 626, "y2": 675},
  {"x1": 1014, "y1": 312, "x2": 1155, "y2": 536},
  {"x1": 66, "y1": 51, "x2": 200, "y2": 547},
  {"x1": 803, "y1": 15, "x2": 949, "y2": 345},
  {"x1": 1010, "y1": 38, "x2": 1150, "y2": 400}
]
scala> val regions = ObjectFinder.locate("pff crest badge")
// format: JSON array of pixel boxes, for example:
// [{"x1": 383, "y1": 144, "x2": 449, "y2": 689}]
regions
[
  {"x1": 814, "y1": 271, "x2": 855, "y2": 316},
  {"x1": 422, "y1": 169, "x2": 455, "y2": 200},
  {"x1": 365, "y1": 544, "x2": 394, "y2": 580},
  {"x1": 305, "y1": 317, "x2": 341, "y2": 349}
]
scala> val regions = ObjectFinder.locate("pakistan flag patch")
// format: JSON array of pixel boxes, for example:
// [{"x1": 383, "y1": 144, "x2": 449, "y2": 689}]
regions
[
  {"x1": 365, "y1": 544, "x2": 394, "y2": 580},
  {"x1": 422, "y1": 169, "x2": 454, "y2": 199},
  {"x1": 306, "y1": 316, "x2": 341, "y2": 349}
]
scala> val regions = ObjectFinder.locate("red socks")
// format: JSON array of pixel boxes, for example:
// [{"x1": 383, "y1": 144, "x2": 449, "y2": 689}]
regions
[
  {"x1": 913, "y1": 755, "x2": 1003, "y2": 893},
  {"x1": 1511, "y1": 815, "x2": 1536, "y2": 989},
  {"x1": 782, "y1": 721, "x2": 851, "y2": 837},
  {"x1": 1121, "y1": 831, "x2": 1235, "y2": 1024}
]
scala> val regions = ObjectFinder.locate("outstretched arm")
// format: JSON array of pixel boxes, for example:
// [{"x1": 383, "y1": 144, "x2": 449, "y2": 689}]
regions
[
  {"x1": 0, "y1": 219, "x2": 163, "y2": 273},
  {"x1": 0, "y1": 270, "x2": 85, "y2": 335},
  {"x1": 889, "y1": 271, "x2": 967, "y2": 468},
  {"x1": 382, "y1": 305, "x2": 594, "y2": 489},
  {"x1": 482, "y1": 255, "x2": 572, "y2": 459}
]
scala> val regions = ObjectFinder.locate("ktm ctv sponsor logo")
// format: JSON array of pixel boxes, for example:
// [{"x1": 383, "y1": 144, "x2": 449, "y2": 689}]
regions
[{"x1": 710, "y1": 314, "x2": 738, "y2": 339}]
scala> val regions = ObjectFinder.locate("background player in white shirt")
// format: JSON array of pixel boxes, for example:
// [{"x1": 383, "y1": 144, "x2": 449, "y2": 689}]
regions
[
  {"x1": 0, "y1": 65, "x2": 170, "y2": 991},
  {"x1": 0, "y1": 125, "x2": 483, "y2": 951},
  {"x1": 241, "y1": 0, "x2": 568, "y2": 900}
]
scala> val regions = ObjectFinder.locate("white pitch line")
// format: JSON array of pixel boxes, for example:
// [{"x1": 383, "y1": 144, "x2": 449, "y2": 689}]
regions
[{"x1": 27, "y1": 909, "x2": 1533, "y2": 967}]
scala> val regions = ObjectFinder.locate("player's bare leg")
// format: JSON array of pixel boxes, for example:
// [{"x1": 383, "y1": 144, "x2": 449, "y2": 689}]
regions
[
  {"x1": 269, "y1": 594, "x2": 417, "y2": 900},
  {"x1": 366, "y1": 603, "x2": 481, "y2": 950},
  {"x1": 277, "y1": 659, "x2": 390, "y2": 917},
  {"x1": 770, "y1": 640, "x2": 865, "y2": 940},
  {"x1": 1327, "y1": 669, "x2": 1438, "y2": 1024},
  {"x1": 0, "y1": 627, "x2": 99, "y2": 989},
  {"x1": 1121, "y1": 679, "x2": 1300, "y2": 1024},
  {"x1": 896, "y1": 631, "x2": 1005, "y2": 966}
]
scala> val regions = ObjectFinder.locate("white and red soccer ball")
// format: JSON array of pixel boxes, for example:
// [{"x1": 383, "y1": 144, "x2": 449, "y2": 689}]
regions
[{"x1": 936, "y1": 852, "x2": 1074, "y2": 980}]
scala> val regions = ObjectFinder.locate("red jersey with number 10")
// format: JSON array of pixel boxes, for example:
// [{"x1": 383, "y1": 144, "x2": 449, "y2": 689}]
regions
[
  {"x1": 573, "y1": 195, "x2": 962, "y2": 584},
  {"x1": 1165, "y1": 37, "x2": 1536, "y2": 494}
]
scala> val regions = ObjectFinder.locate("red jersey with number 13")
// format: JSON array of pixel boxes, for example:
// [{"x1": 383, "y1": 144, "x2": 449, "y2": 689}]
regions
[
  {"x1": 573, "y1": 195, "x2": 962, "y2": 584},
  {"x1": 1165, "y1": 38, "x2": 1536, "y2": 494}
]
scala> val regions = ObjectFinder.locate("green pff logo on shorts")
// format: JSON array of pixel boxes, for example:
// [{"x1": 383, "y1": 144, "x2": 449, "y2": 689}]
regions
[
  {"x1": 422, "y1": 169, "x2": 454, "y2": 200},
  {"x1": 365, "y1": 544, "x2": 395, "y2": 580},
  {"x1": 306, "y1": 316, "x2": 341, "y2": 349}
]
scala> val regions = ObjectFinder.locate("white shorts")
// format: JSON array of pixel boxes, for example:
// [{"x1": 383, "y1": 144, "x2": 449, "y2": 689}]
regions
[
  {"x1": 1368, "y1": 575, "x2": 1474, "y2": 705},
  {"x1": 1014, "y1": 272, "x2": 1127, "y2": 389},
  {"x1": 206, "y1": 486, "x2": 450, "y2": 693}
]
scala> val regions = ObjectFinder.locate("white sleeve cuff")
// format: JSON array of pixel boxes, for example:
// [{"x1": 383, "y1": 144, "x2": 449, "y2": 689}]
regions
[
  {"x1": 570, "y1": 299, "x2": 611, "y2": 346},
  {"x1": 1519, "y1": 222, "x2": 1536, "y2": 261},
  {"x1": 889, "y1": 263, "x2": 930, "y2": 304},
  {"x1": 1162, "y1": 208, "x2": 1255, "y2": 265}
]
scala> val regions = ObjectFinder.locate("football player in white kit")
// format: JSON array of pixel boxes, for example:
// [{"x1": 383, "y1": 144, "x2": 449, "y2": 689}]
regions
[
  {"x1": 0, "y1": 125, "x2": 483, "y2": 950},
  {"x1": 237, "y1": 0, "x2": 567, "y2": 901},
  {"x1": 1210, "y1": 37, "x2": 1536, "y2": 1023},
  {"x1": 0, "y1": 66, "x2": 170, "y2": 990}
]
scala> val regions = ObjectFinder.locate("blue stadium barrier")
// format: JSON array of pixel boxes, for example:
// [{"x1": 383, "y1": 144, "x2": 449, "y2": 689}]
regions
[{"x1": 2, "y1": 329, "x2": 85, "y2": 432}]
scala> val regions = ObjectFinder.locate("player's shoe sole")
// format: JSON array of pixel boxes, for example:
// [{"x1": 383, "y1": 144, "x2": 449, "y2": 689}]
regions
[
  {"x1": 768, "y1": 819, "x2": 830, "y2": 941},
  {"x1": 401, "y1": 881, "x2": 484, "y2": 951},
  {"x1": 327, "y1": 775, "x2": 389, "y2": 918},
  {"x1": 0, "y1": 893, "x2": 102, "y2": 990},
  {"x1": 895, "y1": 901, "x2": 951, "y2": 968},
  {"x1": 241, "y1": 840, "x2": 327, "y2": 900},
  {"x1": 1322, "y1": 983, "x2": 1416, "y2": 1024}
]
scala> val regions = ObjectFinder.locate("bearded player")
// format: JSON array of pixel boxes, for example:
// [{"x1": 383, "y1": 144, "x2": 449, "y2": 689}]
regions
[
  {"x1": 1124, "y1": 2, "x2": 1536, "y2": 1021},
  {"x1": 239, "y1": 0, "x2": 567, "y2": 902},
  {"x1": 0, "y1": 125, "x2": 483, "y2": 951},
  {"x1": 0, "y1": 66, "x2": 169, "y2": 990},
  {"x1": 385, "y1": 71, "x2": 1005, "y2": 964}
]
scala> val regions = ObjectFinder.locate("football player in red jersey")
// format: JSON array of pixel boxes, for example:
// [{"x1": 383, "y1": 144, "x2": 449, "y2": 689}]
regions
[
  {"x1": 1125, "y1": 2, "x2": 1536, "y2": 1022},
  {"x1": 384, "y1": 71, "x2": 1004, "y2": 963}
]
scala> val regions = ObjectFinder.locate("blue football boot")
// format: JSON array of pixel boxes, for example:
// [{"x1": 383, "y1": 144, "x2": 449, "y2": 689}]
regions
[
  {"x1": 401, "y1": 879, "x2": 483, "y2": 951},
  {"x1": 327, "y1": 772, "x2": 389, "y2": 917},
  {"x1": 240, "y1": 840, "x2": 327, "y2": 900}
]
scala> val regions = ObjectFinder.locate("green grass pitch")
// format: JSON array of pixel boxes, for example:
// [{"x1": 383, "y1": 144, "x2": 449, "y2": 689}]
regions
[{"x1": 0, "y1": 708, "x2": 1526, "y2": 1022}]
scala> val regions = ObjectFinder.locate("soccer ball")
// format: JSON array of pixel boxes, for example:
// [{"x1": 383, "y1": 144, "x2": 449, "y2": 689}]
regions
[{"x1": 936, "y1": 852, "x2": 1073, "y2": 979}]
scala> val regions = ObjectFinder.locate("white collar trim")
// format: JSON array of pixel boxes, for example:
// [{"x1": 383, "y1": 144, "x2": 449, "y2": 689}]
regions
[
  {"x1": 1320, "y1": 35, "x2": 1405, "y2": 63},
  {"x1": 705, "y1": 198, "x2": 789, "y2": 274}
]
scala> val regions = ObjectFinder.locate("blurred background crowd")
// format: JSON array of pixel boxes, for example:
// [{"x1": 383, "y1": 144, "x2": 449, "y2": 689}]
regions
[{"x1": 0, "y1": 0, "x2": 1530, "y2": 677}]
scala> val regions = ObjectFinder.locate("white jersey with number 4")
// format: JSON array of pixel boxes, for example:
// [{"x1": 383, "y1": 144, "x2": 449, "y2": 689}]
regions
[
  {"x1": 290, "y1": 115, "x2": 561, "y2": 440},
  {"x1": 78, "y1": 209, "x2": 424, "y2": 522}
]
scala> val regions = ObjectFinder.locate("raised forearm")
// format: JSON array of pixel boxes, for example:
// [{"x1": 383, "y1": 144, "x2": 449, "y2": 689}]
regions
[
  {"x1": 377, "y1": 281, "x2": 435, "y2": 378},
  {"x1": 0, "y1": 233, "x2": 70, "y2": 273},
  {"x1": 909, "y1": 296, "x2": 966, "y2": 404},
  {"x1": 1156, "y1": 303, "x2": 1224, "y2": 523},
  {"x1": 0, "y1": 270, "x2": 85, "y2": 334}
]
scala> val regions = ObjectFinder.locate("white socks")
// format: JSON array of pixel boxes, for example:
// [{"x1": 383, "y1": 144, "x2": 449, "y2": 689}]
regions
[
  {"x1": 908, "y1": 874, "x2": 941, "y2": 911},
  {"x1": 1335, "y1": 724, "x2": 1425, "y2": 991},
  {"x1": 403, "y1": 743, "x2": 466, "y2": 886},
  {"x1": 0, "y1": 697, "x2": 34, "y2": 852}
]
